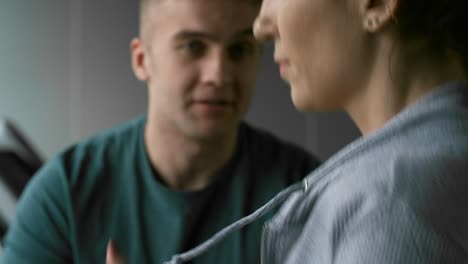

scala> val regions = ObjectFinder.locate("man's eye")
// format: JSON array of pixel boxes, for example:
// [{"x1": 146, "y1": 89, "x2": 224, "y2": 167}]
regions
[
  {"x1": 181, "y1": 40, "x2": 206, "y2": 56},
  {"x1": 228, "y1": 42, "x2": 256, "y2": 61}
]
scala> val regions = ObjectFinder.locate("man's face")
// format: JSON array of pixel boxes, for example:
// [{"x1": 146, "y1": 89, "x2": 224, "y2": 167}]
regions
[{"x1": 133, "y1": 0, "x2": 261, "y2": 140}]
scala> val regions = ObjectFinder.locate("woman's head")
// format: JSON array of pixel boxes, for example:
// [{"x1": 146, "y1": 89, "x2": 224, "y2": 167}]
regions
[{"x1": 253, "y1": 0, "x2": 468, "y2": 112}]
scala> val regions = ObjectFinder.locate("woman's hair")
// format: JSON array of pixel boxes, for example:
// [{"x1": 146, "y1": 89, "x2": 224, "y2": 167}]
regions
[{"x1": 395, "y1": 0, "x2": 468, "y2": 70}]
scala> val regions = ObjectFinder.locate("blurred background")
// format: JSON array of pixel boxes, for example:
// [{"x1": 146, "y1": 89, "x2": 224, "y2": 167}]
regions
[
  {"x1": 0, "y1": 0, "x2": 360, "y2": 161},
  {"x1": 0, "y1": 1, "x2": 361, "y2": 256}
]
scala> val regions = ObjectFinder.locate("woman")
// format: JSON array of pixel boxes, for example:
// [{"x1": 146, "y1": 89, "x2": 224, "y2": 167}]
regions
[
  {"x1": 251, "y1": 0, "x2": 468, "y2": 263},
  {"x1": 164, "y1": 0, "x2": 468, "y2": 263}
]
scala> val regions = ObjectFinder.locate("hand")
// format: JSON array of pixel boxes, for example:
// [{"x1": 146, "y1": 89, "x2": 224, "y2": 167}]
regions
[{"x1": 106, "y1": 240, "x2": 127, "y2": 264}]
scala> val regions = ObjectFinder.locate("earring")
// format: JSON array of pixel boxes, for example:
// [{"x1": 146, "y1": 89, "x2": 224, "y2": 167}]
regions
[
  {"x1": 366, "y1": 17, "x2": 379, "y2": 30},
  {"x1": 386, "y1": 5, "x2": 398, "y2": 23}
]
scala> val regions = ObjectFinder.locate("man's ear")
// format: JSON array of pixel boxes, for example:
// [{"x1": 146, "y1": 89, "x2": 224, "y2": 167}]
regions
[
  {"x1": 361, "y1": 0, "x2": 399, "y2": 32},
  {"x1": 130, "y1": 37, "x2": 150, "y2": 81}
]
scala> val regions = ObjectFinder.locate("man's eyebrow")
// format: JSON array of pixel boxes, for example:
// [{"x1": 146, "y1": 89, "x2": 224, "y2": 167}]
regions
[
  {"x1": 172, "y1": 28, "x2": 255, "y2": 41},
  {"x1": 232, "y1": 28, "x2": 255, "y2": 39},
  {"x1": 173, "y1": 30, "x2": 218, "y2": 41}
]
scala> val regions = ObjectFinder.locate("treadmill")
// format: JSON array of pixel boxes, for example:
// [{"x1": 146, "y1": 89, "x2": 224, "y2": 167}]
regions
[{"x1": 0, "y1": 118, "x2": 43, "y2": 250}]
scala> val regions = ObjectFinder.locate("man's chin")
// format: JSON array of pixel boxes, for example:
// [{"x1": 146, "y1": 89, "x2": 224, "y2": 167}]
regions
[{"x1": 187, "y1": 120, "x2": 238, "y2": 140}]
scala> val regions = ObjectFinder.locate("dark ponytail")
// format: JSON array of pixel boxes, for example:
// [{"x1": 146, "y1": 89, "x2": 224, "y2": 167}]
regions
[{"x1": 396, "y1": 0, "x2": 468, "y2": 70}]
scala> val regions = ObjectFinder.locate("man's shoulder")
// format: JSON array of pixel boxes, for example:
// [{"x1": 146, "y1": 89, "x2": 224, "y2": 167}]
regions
[
  {"x1": 38, "y1": 116, "x2": 146, "y2": 188},
  {"x1": 76, "y1": 115, "x2": 145, "y2": 151},
  {"x1": 240, "y1": 122, "x2": 319, "y2": 163},
  {"x1": 63, "y1": 115, "x2": 144, "y2": 159},
  {"x1": 1, "y1": 118, "x2": 147, "y2": 264},
  {"x1": 239, "y1": 122, "x2": 320, "y2": 183}
]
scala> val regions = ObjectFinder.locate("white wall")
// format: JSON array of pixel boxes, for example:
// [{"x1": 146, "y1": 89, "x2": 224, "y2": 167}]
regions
[{"x1": 0, "y1": 1, "x2": 71, "y2": 159}]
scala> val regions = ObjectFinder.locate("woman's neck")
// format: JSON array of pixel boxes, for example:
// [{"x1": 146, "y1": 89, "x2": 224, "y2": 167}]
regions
[{"x1": 345, "y1": 43, "x2": 467, "y2": 136}]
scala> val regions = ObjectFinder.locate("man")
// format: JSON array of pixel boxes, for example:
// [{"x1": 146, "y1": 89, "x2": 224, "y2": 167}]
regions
[{"x1": 1, "y1": 0, "x2": 319, "y2": 263}]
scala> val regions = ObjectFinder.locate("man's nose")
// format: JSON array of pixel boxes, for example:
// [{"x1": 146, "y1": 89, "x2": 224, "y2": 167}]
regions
[{"x1": 201, "y1": 50, "x2": 234, "y2": 87}]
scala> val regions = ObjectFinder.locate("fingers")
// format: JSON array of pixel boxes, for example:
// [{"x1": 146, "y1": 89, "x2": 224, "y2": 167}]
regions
[{"x1": 106, "y1": 240, "x2": 126, "y2": 264}]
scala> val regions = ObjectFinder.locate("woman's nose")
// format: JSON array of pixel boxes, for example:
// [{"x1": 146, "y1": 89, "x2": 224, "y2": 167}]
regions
[{"x1": 253, "y1": 4, "x2": 276, "y2": 42}]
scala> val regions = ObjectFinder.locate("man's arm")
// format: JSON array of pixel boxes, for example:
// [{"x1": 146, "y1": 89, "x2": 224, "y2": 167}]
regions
[{"x1": 1, "y1": 161, "x2": 73, "y2": 263}]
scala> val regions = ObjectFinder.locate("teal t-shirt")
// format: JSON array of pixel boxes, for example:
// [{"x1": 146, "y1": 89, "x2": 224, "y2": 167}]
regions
[{"x1": 2, "y1": 116, "x2": 319, "y2": 264}]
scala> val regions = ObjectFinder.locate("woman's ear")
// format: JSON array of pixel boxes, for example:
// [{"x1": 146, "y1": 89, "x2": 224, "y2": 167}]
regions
[
  {"x1": 130, "y1": 37, "x2": 150, "y2": 81},
  {"x1": 361, "y1": 0, "x2": 399, "y2": 32}
]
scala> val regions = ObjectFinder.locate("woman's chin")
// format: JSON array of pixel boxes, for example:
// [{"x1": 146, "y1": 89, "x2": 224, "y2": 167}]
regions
[{"x1": 291, "y1": 90, "x2": 312, "y2": 111}]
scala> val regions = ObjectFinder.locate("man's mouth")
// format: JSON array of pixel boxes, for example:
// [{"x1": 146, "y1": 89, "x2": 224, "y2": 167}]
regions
[
  {"x1": 196, "y1": 100, "x2": 230, "y2": 105},
  {"x1": 191, "y1": 99, "x2": 234, "y2": 114}
]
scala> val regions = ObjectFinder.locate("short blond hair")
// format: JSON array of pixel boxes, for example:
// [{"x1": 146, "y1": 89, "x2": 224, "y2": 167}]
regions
[{"x1": 138, "y1": 0, "x2": 261, "y2": 39}]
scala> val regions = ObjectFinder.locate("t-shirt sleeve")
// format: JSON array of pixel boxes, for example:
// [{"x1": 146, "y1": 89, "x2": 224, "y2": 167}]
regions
[{"x1": 1, "y1": 160, "x2": 73, "y2": 264}]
